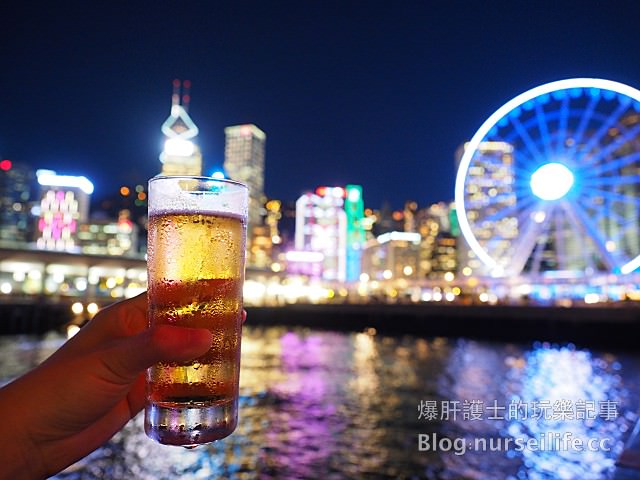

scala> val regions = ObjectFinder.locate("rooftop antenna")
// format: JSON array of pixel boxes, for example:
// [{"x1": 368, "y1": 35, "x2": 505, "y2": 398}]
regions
[
  {"x1": 172, "y1": 79, "x2": 181, "y2": 108},
  {"x1": 182, "y1": 79, "x2": 192, "y2": 112}
]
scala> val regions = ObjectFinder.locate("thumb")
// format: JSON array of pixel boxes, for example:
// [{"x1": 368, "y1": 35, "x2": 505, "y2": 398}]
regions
[{"x1": 101, "y1": 326, "x2": 213, "y2": 383}]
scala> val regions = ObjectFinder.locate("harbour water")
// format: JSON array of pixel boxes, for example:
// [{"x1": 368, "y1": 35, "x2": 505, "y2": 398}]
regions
[{"x1": 1, "y1": 326, "x2": 638, "y2": 479}]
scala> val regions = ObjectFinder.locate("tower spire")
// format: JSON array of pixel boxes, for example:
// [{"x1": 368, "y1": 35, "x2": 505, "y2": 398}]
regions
[
  {"x1": 172, "y1": 79, "x2": 181, "y2": 109},
  {"x1": 182, "y1": 80, "x2": 191, "y2": 112},
  {"x1": 160, "y1": 80, "x2": 202, "y2": 176}
]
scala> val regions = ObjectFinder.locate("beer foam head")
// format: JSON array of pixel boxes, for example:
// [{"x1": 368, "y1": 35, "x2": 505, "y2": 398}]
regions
[{"x1": 148, "y1": 176, "x2": 248, "y2": 219}]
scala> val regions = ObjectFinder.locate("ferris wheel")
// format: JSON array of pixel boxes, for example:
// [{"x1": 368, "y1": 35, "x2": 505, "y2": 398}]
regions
[{"x1": 455, "y1": 78, "x2": 640, "y2": 278}]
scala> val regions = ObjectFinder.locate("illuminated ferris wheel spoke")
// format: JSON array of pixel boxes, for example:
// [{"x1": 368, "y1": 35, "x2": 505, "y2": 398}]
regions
[
  {"x1": 565, "y1": 201, "x2": 619, "y2": 269},
  {"x1": 565, "y1": 95, "x2": 599, "y2": 159},
  {"x1": 583, "y1": 152, "x2": 640, "y2": 178},
  {"x1": 508, "y1": 207, "x2": 551, "y2": 275},
  {"x1": 554, "y1": 95, "x2": 571, "y2": 157},
  {"x1": 456, "y1": 78, "x2": 640, "y2": 277},
  {"x1": 582, "y1": 103, "x2": 629, "y2": 166},
  {"x1": 583, "y1": 174, "x2": 640, "y2": 187},
  {"x1": 582, "y1": 186, "x2": 640, "y2": 208},
  {"x1": 610, "y1": 228, "x2": 638, "y2": 250},
  {"x1": 583, "y1": 204, "x2": 635, "y2": 240},
  {"x1": 530, "y1": 230, "x2": 549, "y2": 275},
  {"x1": 515, "y1": 201, "x2": 546, "y2": 227},
  {"x1": 514, "y1": 183, "x2": 539, "y2": 198},
  {"x1": 580, "y1": 198, "x2": 629, "y2": 227},
  {"x1": 562, "y1": 202, "x2": 597, "y2": 270},
  {"x1": 609, "y1": 225, "x2": 637, "y2": 248},
  {"x1": 485, "y1": 200, "x2": 544, "y2": 265},
  {"x1": 553, "y1": 208, "x2": 571, "y2": 271},
  {"x1": 582, "y1": 121, "x2": 640, "y2": 168},
  {"x1": 577, "y1": 101, "x2": 630, "y2": 164},
  {"x1": 482, "y1": 194, "x2": 537, "y2": 224},
  {"x1": 534, "y1": 102, "x2": 553, "y2": 159},
  {"x1": 512, "y1": 166, "x2": 538, "y2": 185},
  {"x1": 508, "y1": 201, "x2": 555, "y2": 270},
  {"x1": 510, "y1": 116, "x2": 544, "y2": 161}
]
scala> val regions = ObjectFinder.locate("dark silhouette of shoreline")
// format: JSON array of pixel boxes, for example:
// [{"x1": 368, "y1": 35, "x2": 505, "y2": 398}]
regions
[{"x1": 1, "y1": 301, "x2": 638, "y2": 349}]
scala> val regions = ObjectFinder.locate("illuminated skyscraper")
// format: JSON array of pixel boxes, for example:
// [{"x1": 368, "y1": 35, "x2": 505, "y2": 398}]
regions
[
  {"x1": 224, "y1": 124, "x2": 266, "y2": 235},
  {"x1": 265, "y1": 199, "x2": 282, "y2": 245},
  {"x1": 295, "y1": 187, "x2": 347, "y2": 281},
  {"x1": 244, "y1": 198, "x2": 283, "y2": 269},
  {"x1": 455, "y1": 141, "x2": 517, "y2": 276},
  {"x1": 0, "y1": 160, "x2": 36, "y2": 245},
  {"x1": 77, "y1": 211, "x2": 139, "y2": 257},
  {"x1": 361, "y1": 231, "x2": 422, "y2": 281},
  {"x1": 603, "y1": 113, "x2": 640, "y2": 259},
  {"x1": 344, "y1": 185, "x2": 366, "y2": 282},
  {"x1": 416, "y1": 202, "x2": 457, "y2": 278},
  {"x1": 35, "y1": 170, "x2": 93, "y2": 252},
  {"x1": 159, "y1": 80, "x2": 202, "y2": 176}
]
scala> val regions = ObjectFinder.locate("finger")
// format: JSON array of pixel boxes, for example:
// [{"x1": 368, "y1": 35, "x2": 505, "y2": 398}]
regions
[
  {"x1": 88, "y1": 293, "x2": 147, "y2": 337},
  {"x1": 60, "y1": 294, "x2": 148, "y2": 358},
  {"x1": 126, "y1": 374, "x2": 147, "y2": 417},
  {"x1": 100, "y1": 326, "x2": 213, "y2": 384}
]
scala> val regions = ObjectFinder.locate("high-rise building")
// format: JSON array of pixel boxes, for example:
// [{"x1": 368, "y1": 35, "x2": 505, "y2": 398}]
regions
[
  {"x1": 455, "y1": 141, "x2": 517, "y2": 276},
  {"x1": 361, "y1": 231, "x2": 422, "y2": 282},
  {"x1": 265, "y1": 199, "x2": 283, "y2": 245},
  {"x1": 244, "y1": 198, "x2": 284, "y2": 269},
  {"x1": 35, "y1": 170, "x2": 93, "y2": 252},
  {"x1": 344, "y1": 185, "x2": 366, "y2": 282},
  {"x1": 159, "y1": 80, "x2": 202, "y2": 176},
  {"x1": 295, "y1": 187, "x2": 347, "y2": 282},
  {"x1": 0, "y1": 160, "x2": 36, "y2": 245},
  {"x1": 248, "y1": 224, "x2": 273, "y2": 269},
  {"x1": 431, "y1": 234, "x2": 457, "y2": 275},
  {"x1": 416, "y1": 202, "x2": 457, "y2": 278},
  {"x1": 223, "y1": 124, "x2": 266, "y2": 236},
  {"x1": 603, "y1": 113, "x2": 640, "y2": 262},
  {"x1": 77, "y1": 211, "x2": 139, "y2": 257}
]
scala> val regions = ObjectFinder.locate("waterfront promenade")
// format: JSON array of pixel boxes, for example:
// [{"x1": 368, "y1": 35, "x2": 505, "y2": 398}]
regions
[{"x1": 2, "y1": 300, "x2": 639, "y2": 349}]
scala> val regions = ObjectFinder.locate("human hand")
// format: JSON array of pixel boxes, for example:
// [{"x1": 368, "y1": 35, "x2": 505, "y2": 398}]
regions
[{"x1": 0, "y1": 293, "x2": 245, "y2": 479}]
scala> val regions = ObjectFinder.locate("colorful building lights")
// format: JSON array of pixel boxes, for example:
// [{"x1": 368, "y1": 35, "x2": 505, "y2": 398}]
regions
[
  {"x1": 35, "y1": 170, "x2": 93, "y2": 252},
  {"x1": 295, "y1": 187, "x2": 348, "y2": 281}
]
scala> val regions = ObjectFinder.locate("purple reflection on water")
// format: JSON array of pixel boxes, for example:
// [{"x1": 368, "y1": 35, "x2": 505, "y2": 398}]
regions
[{"x1": 261, "y1": 331, "x2": 345, "y2": 476}]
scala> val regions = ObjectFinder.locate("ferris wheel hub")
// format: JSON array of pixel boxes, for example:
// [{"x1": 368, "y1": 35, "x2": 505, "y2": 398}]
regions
[{"x1": 530, "y1": 163, "x2": 574, "y2": 201}]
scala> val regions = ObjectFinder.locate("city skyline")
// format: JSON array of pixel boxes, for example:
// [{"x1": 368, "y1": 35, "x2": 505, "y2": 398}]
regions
[
  {"x1": 3, "y1": 76, "x2": 640, "y2": 306},
  {"x1": 3, "y1": 2, "x2": 640, "y2": 209}
]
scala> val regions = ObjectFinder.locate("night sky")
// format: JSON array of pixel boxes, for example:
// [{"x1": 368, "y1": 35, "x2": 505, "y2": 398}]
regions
[{"x1": 2, "y1": 1, "x2": 640, "y2": 210}]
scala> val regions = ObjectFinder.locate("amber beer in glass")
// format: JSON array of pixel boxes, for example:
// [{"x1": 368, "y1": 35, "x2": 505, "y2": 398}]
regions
[{"x1": 145, "y1": 176, "x2": 248, "y2": 446}]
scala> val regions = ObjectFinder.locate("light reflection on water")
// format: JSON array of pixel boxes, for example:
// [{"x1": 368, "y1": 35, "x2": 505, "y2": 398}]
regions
[
  {"x1": 0, "y1": 327, "x2": 638, "y2": 479},
  {"x1": 505, "y1": 345, "x2": 630, "y2": 479}
]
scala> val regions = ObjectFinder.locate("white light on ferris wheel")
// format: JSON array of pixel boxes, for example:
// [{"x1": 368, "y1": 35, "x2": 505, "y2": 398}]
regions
[{"x1": 530, "y1": 163, "x2": 574, "y2": 201}]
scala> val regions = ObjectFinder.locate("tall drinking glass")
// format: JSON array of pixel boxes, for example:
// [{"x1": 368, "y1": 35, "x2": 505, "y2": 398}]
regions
[{"x1": 144, "y1": 176, "x2": 248, "y2": 446}]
